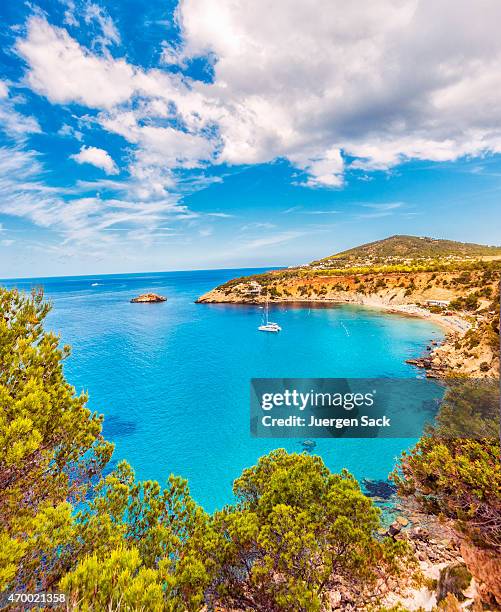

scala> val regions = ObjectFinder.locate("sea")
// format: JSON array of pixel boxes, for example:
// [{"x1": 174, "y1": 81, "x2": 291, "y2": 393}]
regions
[{"x1": 1, "y1": 268, "x2": 444, "y2": 511}]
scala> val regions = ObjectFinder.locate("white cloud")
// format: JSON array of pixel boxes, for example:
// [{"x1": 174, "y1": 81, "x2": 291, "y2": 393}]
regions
[
  {"x1": 99, "y1": 114, "x2": 213, "y2": 168},
  {"x1": 13, "y1": 1, "x2": 501, "y2": 193},
  {"x1": 0, "y1": 80, "x2": 40, "y2": 139},
  {"x1": 302, "y1": 210, "x2": 340, "y2": 215},
  {"x1": 0, "y1": 147, "x2": 195, "y2": 248},
  {"x1": 289, "y1": 148, "x2": 344, "y2": 188},
  {"x1": 0, "y1": 105, "x2": 40, "y2": 138},
  {"x1": 354, "y1": 201, "x2": 406, "y2": 218},
  {"x1": 160, "y1": 41, "x2": 184, "y2": 66},
  {"x1": 176, "y1": 0, "x2": 501, "y2": 179},
  {"x1": 84, "y1": 3, "x2": 121, "y2": 48},
  {"x1": 58, "y1": 0, "x2": 78, "y2": 26},
  {"x1": 70, "y1": 145, "x2": 119, "y2": 175},
  {"x1": 239, "y1": 222, "x2": 275, "y2": 231},
  {"x1": 361, "y1": 202, "x2": 404, "y2": 211},
  {"x1": 240, "y1": 231, "x2": 304, "y2": 251},
  {"x1": 58, "y1": 122, "x2": 83, "y2": 140},
  {"x1": 16, "y1": 16, "x2": 136, "y2": 108},
  {"x1": 198, "y1": 227, "x2": 213, "y2": 237}
]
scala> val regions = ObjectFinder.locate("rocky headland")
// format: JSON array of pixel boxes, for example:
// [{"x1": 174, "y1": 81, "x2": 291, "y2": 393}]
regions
[{"x1": 196, "y1": 236, "x2": 500, "y2": 378}]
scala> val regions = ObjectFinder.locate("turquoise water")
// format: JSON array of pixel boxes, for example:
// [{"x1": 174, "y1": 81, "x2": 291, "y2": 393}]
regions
[{"x1": 3, "y1": 269, "x2": 443, "y2": 511}]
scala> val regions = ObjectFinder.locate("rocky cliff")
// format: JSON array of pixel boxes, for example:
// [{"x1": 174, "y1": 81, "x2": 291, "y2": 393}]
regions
[{"x1": 196, "y1": 236, "x2": 500, "y2": 377}]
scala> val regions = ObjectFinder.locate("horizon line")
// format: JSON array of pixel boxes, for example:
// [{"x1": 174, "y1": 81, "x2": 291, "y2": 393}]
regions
[{"x1": 0, "y1": 264, "x2": 287, "y2": 283}]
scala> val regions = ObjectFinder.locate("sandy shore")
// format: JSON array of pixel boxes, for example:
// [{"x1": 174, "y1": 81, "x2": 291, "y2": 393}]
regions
[
  {"x1": 266, "y1": 297, "x2": 471, "y2": 336},
  {"x1": 355, "y1": 300, "x2": 471, "y2": 335}
]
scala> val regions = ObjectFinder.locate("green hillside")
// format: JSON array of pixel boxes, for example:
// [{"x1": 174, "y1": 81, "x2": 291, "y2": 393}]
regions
[{"x1": 311, "y1": 235, "x2": 501, "y2": 269}]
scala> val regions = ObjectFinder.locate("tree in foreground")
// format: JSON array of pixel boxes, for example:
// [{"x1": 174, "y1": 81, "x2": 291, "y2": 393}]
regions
[
  {"x1": 0, "y1": 288, "x2": 112, "y2": 591},
  {"x1": 1, "y1": 288, "x2": 413, "y2": 610},
  {"x1": 394, "y1": 379, "x2": 501, "y2": 607},
  {"x1": 188, "y1": 450, "x2": 413, "y2": 611},
  {"x1": 0, "y1": 289, "x2": 205, "y2": 606},
  {"x1": 63, "y1": 450, "x2": 413, "y2": 611}
]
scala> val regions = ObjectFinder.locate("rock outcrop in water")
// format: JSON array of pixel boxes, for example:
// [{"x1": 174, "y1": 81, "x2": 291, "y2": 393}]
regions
[{"x1": 130, "y1": 293, "x2": 167, "y2": 303}]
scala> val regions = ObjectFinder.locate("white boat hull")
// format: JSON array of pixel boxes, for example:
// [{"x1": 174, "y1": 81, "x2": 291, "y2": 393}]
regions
[
  {"x1": 258, "y1": 295, "x2": 282, "y2": 332},
  {"x1": 258, "y1": 324, "x2": 281, "y2": 332}
]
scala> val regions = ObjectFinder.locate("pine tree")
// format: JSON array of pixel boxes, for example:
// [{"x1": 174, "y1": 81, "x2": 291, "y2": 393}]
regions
[{"x1": 0, "y1": 288, "x2": 112, "y2": 590}]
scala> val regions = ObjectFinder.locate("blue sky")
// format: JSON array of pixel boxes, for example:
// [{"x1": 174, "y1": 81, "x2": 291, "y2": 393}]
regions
[{"x1": 1, "y1": 0, "x2": 501, "y2": 278}]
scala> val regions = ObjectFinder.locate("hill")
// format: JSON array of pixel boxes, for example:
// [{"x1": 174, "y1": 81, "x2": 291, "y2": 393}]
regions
[{"x1": 310, "y1": 235, "x2": 501, "y2": 269}]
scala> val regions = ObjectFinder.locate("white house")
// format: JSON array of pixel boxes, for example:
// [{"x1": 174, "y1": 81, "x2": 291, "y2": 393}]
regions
[{"x1": 425, "y1": 299, "x2": 450, "y2": 307}]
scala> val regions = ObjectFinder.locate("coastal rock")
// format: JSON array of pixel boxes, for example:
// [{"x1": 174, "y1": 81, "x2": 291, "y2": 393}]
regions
[
  {"x1": 436, "y1": 562, "x2": 472, "y2": 603},
  {"x1": 130, "y1": 293, "x2": 167, "y2": 303},
  {"x1": 387, "y1": 521, "x2": 403, "y2": 538},
  {"x1": 460, "y1": 540, "x2": 501, "y2": 606},
  {"x1": 406, "y1": 359, "x2": 420, "y2": 365}
]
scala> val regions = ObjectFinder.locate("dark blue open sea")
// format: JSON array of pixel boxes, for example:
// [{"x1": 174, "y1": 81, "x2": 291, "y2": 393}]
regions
[{"x1": 2, "y1": 269, "x2": 443, "y2": 511}]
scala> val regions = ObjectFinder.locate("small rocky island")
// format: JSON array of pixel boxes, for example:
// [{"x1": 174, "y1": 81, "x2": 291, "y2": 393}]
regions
[{"x1": 130, "y1": 293, "x2": 167, "y2": 303}]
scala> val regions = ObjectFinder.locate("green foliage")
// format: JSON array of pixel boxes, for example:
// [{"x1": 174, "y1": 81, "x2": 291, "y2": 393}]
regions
[
  {"x1": 60, "y1": 547, "x2": 165, "y2": 612},
  {"x1": 0, "y1": 288, "x2": 421, "y2": 610},
  {"x1": 0, "y1": 288, "x2": 113, "y2": 590},
  {"x1": 77, "y1": 461, "x2": 205, "y2": 566},
  {"x1": 316, "y1": 235, "x2": 501, "y2": 265},
  {"x1": 214, "y1": 238, "x2": 501, "y2": 306},
  {"x1": 428, "y1": 305, "x2": 444, "y2": 314},
  {"x1": 190, "y1": 450, "x2": 412, "y2": 611},
  {"x1": 394, "y1": 380, "x2": 501, "y2": 551},
  {"x1": 436, "y1": 563, "x2": 472, "y2": 603},
  {"x1": 464, "y1": 329, "x2": 481, "y2": 349},
  {"x1": 454, "y1": 272, "x2": 471, "y2": 284},
  {"x1": 0, "y1": 289, "x2": 205, "y2": 605},
  {"x1": 0, "y1": 533, "x2": 25, "y2": 590},
  {"x1": 450, "y1": 292, "x2": 480, "y2": 311}
]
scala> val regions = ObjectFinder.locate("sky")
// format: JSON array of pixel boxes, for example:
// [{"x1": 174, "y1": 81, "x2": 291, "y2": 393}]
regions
[{"x1": 1, "y1": 0, "x2": 501, "y2": 278}]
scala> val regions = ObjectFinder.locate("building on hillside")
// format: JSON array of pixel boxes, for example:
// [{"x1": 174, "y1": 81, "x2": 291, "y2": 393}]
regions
[
  {"x1": 245, "y1": 281, "x2": 262, "y2": 296},
  {"x1": 425, "y1": 299, "x2": 450, "y2": 307}
]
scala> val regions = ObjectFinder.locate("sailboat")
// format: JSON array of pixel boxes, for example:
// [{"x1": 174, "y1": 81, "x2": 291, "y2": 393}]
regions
[{"x1": 258, "y1": 295, "x2": 281, "y2": 332}]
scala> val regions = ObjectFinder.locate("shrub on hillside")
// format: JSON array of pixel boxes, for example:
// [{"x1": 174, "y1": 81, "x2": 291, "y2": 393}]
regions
[{"x1": 394, "y1": 380, "x2": 500, "y2": 551}]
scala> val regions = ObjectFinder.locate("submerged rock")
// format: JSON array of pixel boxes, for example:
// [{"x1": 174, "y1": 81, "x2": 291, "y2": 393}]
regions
[
  {"x1": 301, "y1": 439, "x2": 317, "y2": 452},
  {"x1": 362, "y1": 478, "x2": 398, "y2": 500},
  {"x1": 130, "y1": 293, "x2": 167, "y2": 303}
]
